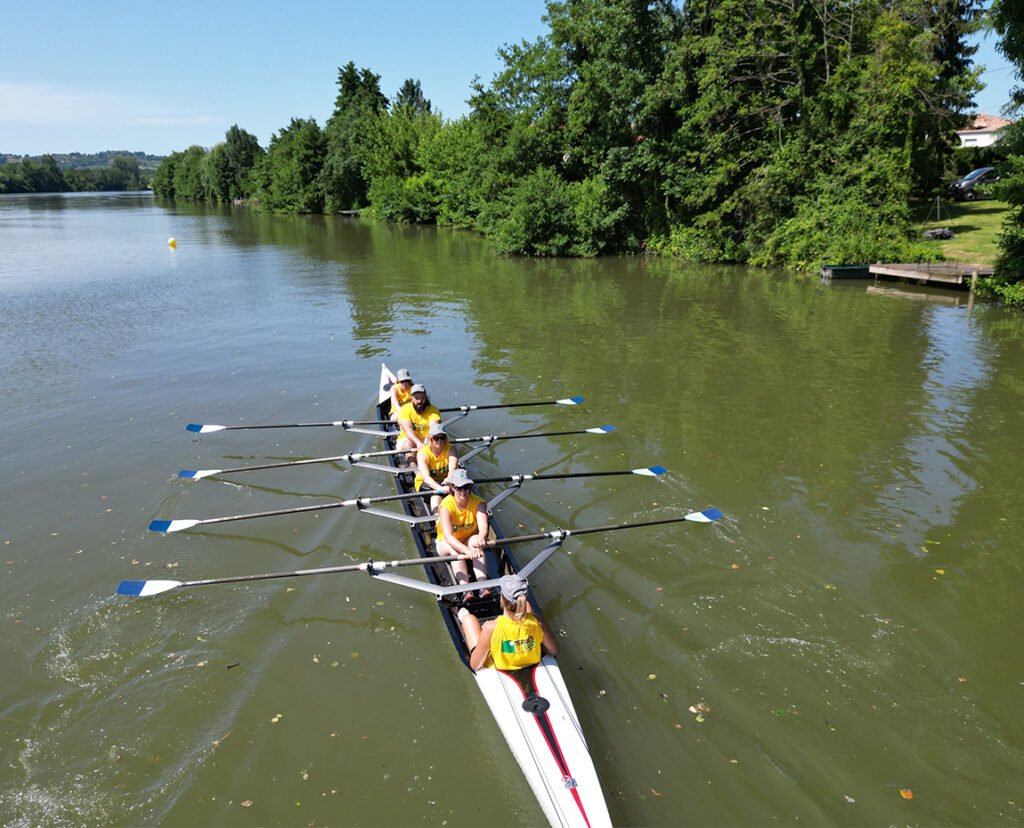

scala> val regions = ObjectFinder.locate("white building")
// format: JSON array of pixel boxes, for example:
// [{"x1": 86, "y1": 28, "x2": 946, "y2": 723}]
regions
[{"x1": 956, "y1": 113, "x2": 1014, "y2": 148}]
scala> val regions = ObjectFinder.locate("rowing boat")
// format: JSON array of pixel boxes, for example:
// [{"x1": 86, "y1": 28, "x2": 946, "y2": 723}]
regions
[
  {"x1": 120, "y1": 369, "x2": 723, "y2": 824},
  {"x1": 372, "y1": 363, "x2": 612, "y2": 828}
]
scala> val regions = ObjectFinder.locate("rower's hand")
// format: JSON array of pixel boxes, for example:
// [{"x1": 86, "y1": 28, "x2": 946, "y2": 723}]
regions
[{"x1": 468, "y1": 536, "x2": 485, "y2": 558}]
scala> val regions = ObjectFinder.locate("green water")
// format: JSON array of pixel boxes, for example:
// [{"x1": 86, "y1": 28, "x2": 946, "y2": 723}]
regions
[{"x1": 1, "y1": 192, "x2": 1023, "y2": 826}]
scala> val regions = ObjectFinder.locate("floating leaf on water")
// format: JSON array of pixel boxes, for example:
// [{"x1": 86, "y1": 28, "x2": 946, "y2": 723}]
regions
[
  {"x1": 351, "y1": 652, "x2": 359, "y2": 658},
  {"x1": 241, "y1": 800, "x2": 253, "y2": 807},
  {"x1": 651, "y1": 788, "x2": 661, "y2": 796},
  {"x1": 844, "y1": 795, "x2": 855, "y2": 803},
  {"x1": 958, "y1": 676, "x2": 967, "y2": 682},
  {"x1": 935, "y1": 569, "x2": 945, "y2": 575},
  {"x1": 271, "y1": 714, "x2": 282, "y2": 723},
  {"x1": 313, "y1": 655, "x2": 319, "y2": 663},
  {"x1": 761, "y1": 506, "x2": 770, "y2": 511},
  {"x1": 695, "y1": 715, "x2": 705, "y2": 723},
  {"x1": 731, "y1": 564, "x2": 739, "y2": 569},
  {"x1": 689, "y1": 706, "x2": 698, "y2": 714},
  {"x1": 900, "y1": 788, "x2": 913, "y2": 800}
]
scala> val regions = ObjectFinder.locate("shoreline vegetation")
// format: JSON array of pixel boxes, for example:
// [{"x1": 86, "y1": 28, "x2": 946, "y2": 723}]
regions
[{"x1": 0, "y1": 151, "x2": 156, "y2": 193}]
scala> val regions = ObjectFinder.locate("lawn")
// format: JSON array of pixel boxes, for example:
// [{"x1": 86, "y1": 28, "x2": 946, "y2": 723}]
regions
[{"x1": 912, "y1": 197, "x2": 1011, "y2": 265}]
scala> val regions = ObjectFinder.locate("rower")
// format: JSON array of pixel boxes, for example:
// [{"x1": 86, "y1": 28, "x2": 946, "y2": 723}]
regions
[
  {"x1": 435, "y1": 468, "x2": 489, "y2": 594},
  {"x1": 395, "y1": 383, "x2": 441, "y2": 458},
  {"x1": 414, "y1": 422, "x2": 458, "y2": 513},
  {"x1": 389, "y1": 368, "x2": 414, "y2": 421},
  {"x1": 459, "y1": 574, "x2": 560, "y2": 670}
]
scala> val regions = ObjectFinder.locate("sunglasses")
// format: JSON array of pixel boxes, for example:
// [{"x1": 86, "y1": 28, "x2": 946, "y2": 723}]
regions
[{"x1": 452, "y1": 484, "x2": 472, "y2": 492}]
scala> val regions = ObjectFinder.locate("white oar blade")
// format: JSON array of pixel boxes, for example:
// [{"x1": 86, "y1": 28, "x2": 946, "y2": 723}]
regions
[
  {"x1": 117, "y1": 579, "x2": 181, "y2": 596},
  {"x1": 148, "y1": 519, "x2": 200, "y2": 533},
  {"x1": 186, "y1": 424, "x2": 226, "y2": 433},
  {"x1": 586, "y1": 425, "x2": 616, "y2": 434},
  {"x1": 177, "y1": 469, "x2": 221, "y2": 480},
  {"x1": 633, "y1": 465, "x2": 667, "y2": 476},
  {"x1": 556, "y1": 396, "x2": 585, "y2": 405},
  {"x1": 685, "y1": 508, "x2": 724, "y2": 523}
]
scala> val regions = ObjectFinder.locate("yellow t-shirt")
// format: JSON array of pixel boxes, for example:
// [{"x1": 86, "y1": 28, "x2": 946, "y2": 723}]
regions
[
  {"x1": 390, "y1": 382, "x2": 413, "y2": 416},
  {"x1": 439, "y1": 492, "x2": 484, "y2": 542},
  {"x1": 414, "y1": 442, "x2": 452, "y2": 491},
  {"x1": 397, "y1": 401, "x2": 440, "y2": 442},
  {"x1": 489, "y1": 613, "x2": 544, "y2": 671}
]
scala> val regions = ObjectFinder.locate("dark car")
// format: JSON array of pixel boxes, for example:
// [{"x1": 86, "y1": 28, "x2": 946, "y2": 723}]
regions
[{"x1": 947, "y1": 167, "x2": 999, "y2": 201}]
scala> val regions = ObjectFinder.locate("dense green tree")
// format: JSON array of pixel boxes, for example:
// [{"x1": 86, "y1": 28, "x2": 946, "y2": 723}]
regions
[
  {"x1": 394, "y1": 79, "x2": 431, "y2": 115},
  {"x1": 320, "y1": 62, "x2": 389, "y2": 211},
  {"x1": 988, "y1": 0, "x2": 1024, "y2": 305},
  {"x1": 253, "y1": 117, "x2": 326, "y2": 212}
]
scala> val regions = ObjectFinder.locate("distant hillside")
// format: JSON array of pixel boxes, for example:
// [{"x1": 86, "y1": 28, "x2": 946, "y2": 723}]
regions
[{"x1": 1, "y1": 151, "x2": 165, "y2": 171}]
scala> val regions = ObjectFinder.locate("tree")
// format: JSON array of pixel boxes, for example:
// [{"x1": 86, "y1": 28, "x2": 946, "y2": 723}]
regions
[
  {"x1": 394, "y1": 79, "x2": 431, "y2": 115},
  {"x1": 320, "y1": 62, "x2": 389, "y2": 211},
  {"x1": 253, "y1": 117, "x2": 326, "y2": 212}
]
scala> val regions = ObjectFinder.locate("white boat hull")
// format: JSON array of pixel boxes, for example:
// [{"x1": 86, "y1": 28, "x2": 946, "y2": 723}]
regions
[{"x1": 474, "y1": 656, "x2": 611, "y2": 828}]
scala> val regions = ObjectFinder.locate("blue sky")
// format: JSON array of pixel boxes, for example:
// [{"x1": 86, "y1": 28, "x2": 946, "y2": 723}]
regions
[{"x1": 0, "y1": 0, "x2": 1015, "y2": 156}]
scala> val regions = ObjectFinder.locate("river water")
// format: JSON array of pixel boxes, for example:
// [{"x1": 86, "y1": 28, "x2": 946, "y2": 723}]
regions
[{"x1": 1, "y1": 191, "x2": 1022, "y2": 826}]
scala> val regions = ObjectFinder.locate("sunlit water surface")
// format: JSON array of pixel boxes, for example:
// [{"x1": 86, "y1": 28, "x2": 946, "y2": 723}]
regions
[{"x1": 1, "y1": 192, "x2": 1023, "y2": 826}]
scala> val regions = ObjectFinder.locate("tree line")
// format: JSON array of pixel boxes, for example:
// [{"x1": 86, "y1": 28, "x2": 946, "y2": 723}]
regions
[
  {"x1": 150, "y1": 0, "x2": 1024, "y2": 305},
  {"x1": 0, "y1": 155, "x2": 150, "y2": 194}
]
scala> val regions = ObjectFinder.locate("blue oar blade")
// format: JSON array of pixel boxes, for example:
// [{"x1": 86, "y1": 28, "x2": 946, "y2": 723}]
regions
[
  {"x1": 685, "y1": 508, "x2": 723, "y2": 523},
  {"x1": 587, "y1": 425, "x2": 615, "y2": 434},
  {"x1": 634, "y1": 465, "x2": 667, "y2": 476},
  {"x1": 186, "y1": 423, "x2": 226, "y2": 433},
  {"x1": 148, "y1": 519, "x2": 199, "y2": 533},
  {"x1": 117, "y1": 579, "x2": 181, "y2": 596},
  {"x1": 558, "y1": 396, "x2": 585, "y2": 405}
]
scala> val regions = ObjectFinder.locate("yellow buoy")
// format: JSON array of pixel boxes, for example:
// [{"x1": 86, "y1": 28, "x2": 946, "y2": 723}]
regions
[{"x1": 168, "y1": 237, "x2": 177, "y2": 248}]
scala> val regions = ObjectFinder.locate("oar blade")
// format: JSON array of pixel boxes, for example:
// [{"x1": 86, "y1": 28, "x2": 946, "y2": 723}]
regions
[
  {"x1": 177, "y1": 469, "x2": 220, "y2": 480},
  {"x1": 633, "y1": 465, "x2": 668, "y2": 476},
  {"x1": 186, "y1": 423, "x2": 226, "y2": 433},
  {"x1": 148, "y1": 519, "x2": 200, "y2": 533},
  {"x1": 116, "y1": 579, "x2": 181, "y2": 596},
  {"x1": 557, "y1": 396, "x2": 585, "y2": 405},
  {"x1": 685, "y1": 508, "x2": 724, "y2": 523},
  {"x1": 586, "y1": 425, "x2": 616, "y2": 434}
]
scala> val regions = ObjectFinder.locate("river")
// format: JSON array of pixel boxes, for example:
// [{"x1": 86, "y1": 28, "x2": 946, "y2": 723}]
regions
[{"x1": 1, "y1": 191, "x2": 1022, "y2": 826}]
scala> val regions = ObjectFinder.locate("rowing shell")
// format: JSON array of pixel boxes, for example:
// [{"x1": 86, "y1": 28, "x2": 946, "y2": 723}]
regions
[{"x1": 375, "y1": 364, "x2": 612, "y2": 828}]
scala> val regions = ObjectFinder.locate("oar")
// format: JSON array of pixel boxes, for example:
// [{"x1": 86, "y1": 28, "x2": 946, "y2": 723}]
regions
[
  {"x1": 473, "y1": 466, "x2": 667, "y2": 485},
  {"x1": 184, "y1": 396, "x2": 585, "y2": 433},
  {"x1": 116, "y1": 554, "x2": 474, "y2": 597},
  {"x1": 177, "y1": 425, "x2": 617, "y2": 479},
  {"x1": 482, "y1": 509, "x2": 724, "y2": 548},
  {"x1": 148, "y1": 489, "x2": 436, "y2": 533}
]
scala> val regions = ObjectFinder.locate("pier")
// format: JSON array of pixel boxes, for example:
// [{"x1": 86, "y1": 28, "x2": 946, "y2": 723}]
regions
[{"x1": 868, "y1": 261, "x2": 993, "y2": 290}]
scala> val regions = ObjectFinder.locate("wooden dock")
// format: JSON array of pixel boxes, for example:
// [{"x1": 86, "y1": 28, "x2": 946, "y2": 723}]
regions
[{"x1": 869, "y1": 262, "x2": 993, "y2": 289}]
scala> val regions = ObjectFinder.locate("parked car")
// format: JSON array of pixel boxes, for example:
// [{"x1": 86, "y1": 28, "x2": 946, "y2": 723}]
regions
[{"x1": 947, "y1": 167, "x2": 999, "y2": 201}]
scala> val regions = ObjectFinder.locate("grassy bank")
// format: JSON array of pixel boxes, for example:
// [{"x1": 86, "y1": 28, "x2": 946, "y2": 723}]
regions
[{"x1": 912, "y1": 197, "x2": 1011, "y2": 265}]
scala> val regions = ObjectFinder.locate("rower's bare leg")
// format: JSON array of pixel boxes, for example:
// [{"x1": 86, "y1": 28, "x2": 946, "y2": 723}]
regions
[
  {"x1": 436, "y1": 539, "x2": 470, "y2": 585},
  {"x1": 394, "y1": 436, "x2": 416, "y2": 467},
  {"x1": 459, "y1": 610, "x2": 482, "y2": 650}
]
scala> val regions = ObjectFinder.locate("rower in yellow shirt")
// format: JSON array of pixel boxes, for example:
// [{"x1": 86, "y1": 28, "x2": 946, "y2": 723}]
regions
[
  {"x1": 389, "y1": 368, "x2": 414, "y2": 421},
  {"x1": 459, "y1": 574, "x2": 560, "y2": 671},
  {"x1": 414, "y1": 422, "x2": 458, "y2": 512},
  {"x1": 436, "y1": 468, "x2": 488, "y2": 593},
  {"x1": 395, "y1": 383, "x2": 441, "y2": 458}
]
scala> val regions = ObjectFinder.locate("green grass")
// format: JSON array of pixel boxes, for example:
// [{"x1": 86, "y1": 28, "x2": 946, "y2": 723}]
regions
[{"x1": 912, "y1": 197, "x2": 1011, "y2": 265}]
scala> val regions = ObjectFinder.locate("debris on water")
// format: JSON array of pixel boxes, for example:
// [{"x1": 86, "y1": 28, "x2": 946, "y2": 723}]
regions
[
  {"x1": 761, "y1": 506, "x2": 770, "y2": 511},
  {"x1": 313, "y1": 654, "x2": 320, "y2": 663},
  {"x1": 241, "y1": 800, "x2": 253, "y2": 807},
  {"x1": 226, "y1": 662, "x2": 240, "y2": 669},
  {"x1": 844, "y1": 794, "x2": 855, "y2": 803},
  {"x1": 731, "y1": 563, "x2": 739, "y2": 569},
  {"x1": 271, "y1": 713, "x2": 282, "y2": 723},
  {"x1": 935, "y1": 569, "x2": 945, "y2": 575},
  {"x1": 651, "y1": 788, "x2": 662, "y2": 796},
  {"x1": 958, "y1": 676, "x2": 967, "y2": 682},
  {"x1": 900, "y1": 788, "x2": 913, "y2": 800},
  {"x1": 648, "y1": 673, "x2": 657, "y2": 680}
]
